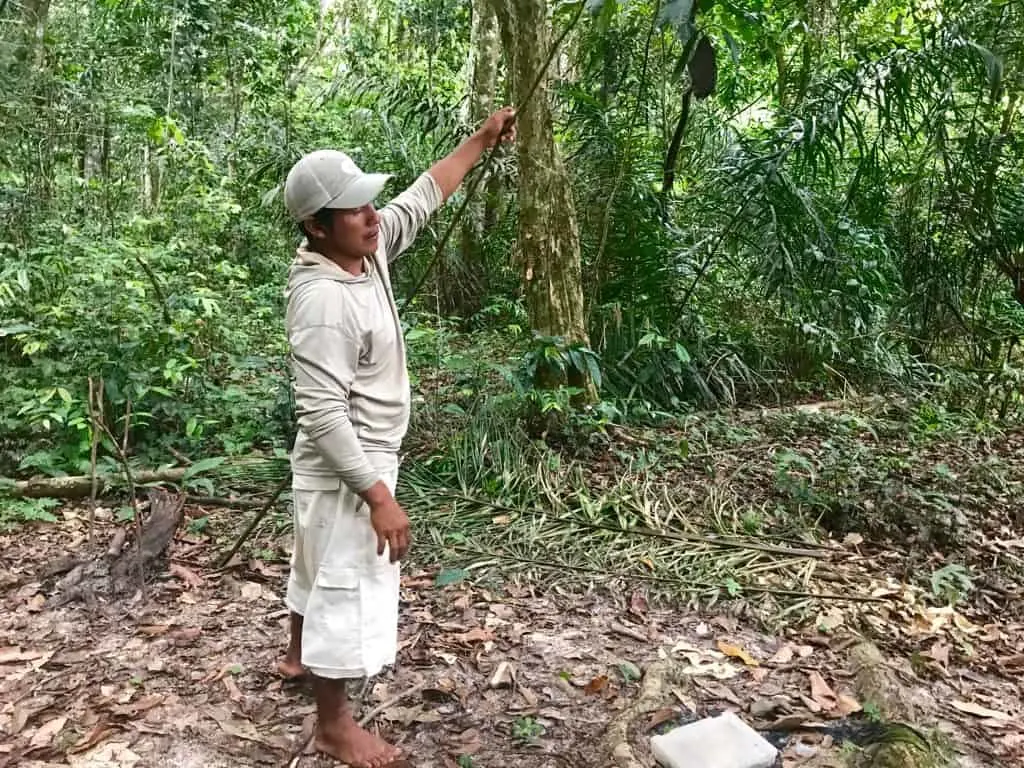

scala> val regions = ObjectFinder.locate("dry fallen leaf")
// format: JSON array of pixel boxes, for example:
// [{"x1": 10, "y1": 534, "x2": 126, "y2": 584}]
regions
[
  {"x1": 584, "y1": 675, "x2": 609, "y2": 695},
  {"x1": 67, "y1": 741, "x2": 142, "y2": 768},
  {"x1": 240, "y1": 582, "x2": 262, "y2": 601},
  {"x1": 808, "y1": 671, "x2": 837, "y2": 711},
  {"x1": 489, "y1": 661, "x2": 515, "y2": 689},
  {"x1": 768, "y1": 644, "x2": 795, "y2": 665},
  {"x1": 836, "y1": 693, "x2": 862, "y2": 717},
  {"x1": 750, "y1": 667, "x2": 770, "y2": 683},
  {"x1": 450, "y1": 627, "x2": 494, "y2": 646},
  {"x1": 27, "y1": 594, "x2": 46, "y2": 612},
  {"x1": 68, "y1": 723, "x2": 116, "y2": 755},
  {"x1": 30, "y1": 715, "x2": 68, "y2": 747},
  {"x1": 647, "y1": 707, "x2": 679, "y2": 731},
  {"x1": 926, "y1": 641, "x2": 951, "y2": 667},
  {"x1": 717, "y1": 640, "x2": 759, "y2": 667},
  {"x1": 629, "y1": 590, "x2": 649, "y2": 617},
  {"x1": 169, "y1": 563, "x2": 204, "y2": 589},
  {"x1": 816, "y1": 607, "x2": 845, "y2": 632},
  {"x1": 0, "y1": 646, "x2": 44, "y2": 664},
  {"x1": 951, "y1": 700, "x2": 1011, "y2": 721}
]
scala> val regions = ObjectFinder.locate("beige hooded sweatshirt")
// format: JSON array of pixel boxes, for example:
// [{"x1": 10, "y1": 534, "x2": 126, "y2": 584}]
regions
[{"x1": 284, "y1": 172, "x2": 443, "y2": 493}]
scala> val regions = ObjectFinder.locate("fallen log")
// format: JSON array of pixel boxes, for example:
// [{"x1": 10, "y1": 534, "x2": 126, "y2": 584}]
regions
[{"x1": 3, "y1": 468, "x2": 187, "y2": 499}]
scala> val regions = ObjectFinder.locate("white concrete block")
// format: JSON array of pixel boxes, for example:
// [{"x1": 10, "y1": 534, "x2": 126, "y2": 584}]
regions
[{"x1": 651, "y1": 711, "x2": 778, "y2": 768}]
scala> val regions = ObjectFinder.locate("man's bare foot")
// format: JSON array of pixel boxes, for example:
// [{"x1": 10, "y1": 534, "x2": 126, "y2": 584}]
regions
[
  {"x1": 315, "y1": 716, "x2": 402, "y2": 768},
  {"x1": 276, "y1": 657, "x2": 305, "y2": 680}
]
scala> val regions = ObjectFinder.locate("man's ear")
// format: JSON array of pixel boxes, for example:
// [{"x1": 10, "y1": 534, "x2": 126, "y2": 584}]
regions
[{"x1": 302, "y1": 218, "x2": 327, "y2": 240}]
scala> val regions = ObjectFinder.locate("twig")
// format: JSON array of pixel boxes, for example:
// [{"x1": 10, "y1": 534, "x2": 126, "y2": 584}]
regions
[
  {"x1": 356, "y1": 680, "x2": 429, "y2": 726},
  {"x1": 447, "y1": 545, "x2": 892, "y2": 603},
  {"x1": 216, "y1": 473, "x2": 291, "y2": 569},
  {"x1": 86, "y1": 377, "x2": 102, "y2": 547},
  {"x1": 187, "y1": 494, "x2": 269, "y2": 510},
  {"x1": 284, "y1": 681, "x2": 428, "y2": 768},
  {"x1": 168, "y1": 446, "x2": 193, "y2": 465},
  {"x1": 610, "y1": 621, "x2": 649, "y2": 643}
]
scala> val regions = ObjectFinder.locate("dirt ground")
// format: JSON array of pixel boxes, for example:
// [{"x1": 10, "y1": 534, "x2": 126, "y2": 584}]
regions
[{"x1": 1, "y1": 489, "x2": 1022, "y2": 768}]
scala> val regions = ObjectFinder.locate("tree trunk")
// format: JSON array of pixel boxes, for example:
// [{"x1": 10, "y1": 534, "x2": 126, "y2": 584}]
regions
[
  {"x1": 440, "y1": 0, "x2": 501, "y2": 319},
  {"x1": 489, "y1": 0, "x2": 596, "y2": 400}
]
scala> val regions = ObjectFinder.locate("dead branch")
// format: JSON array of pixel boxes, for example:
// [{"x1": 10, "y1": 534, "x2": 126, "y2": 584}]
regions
[
  {"x1": 216, "y1": 473, "x2": 291, "y2": 569},
  {"x1": 187, "y1": 494, "x2": 269, "y2": 509},
  {"x1": 4, "y1": 468, "x2": 188, "y2": 499},
  {"x1": 87, "y1": 376, "x2": 103, "y2": 547}
]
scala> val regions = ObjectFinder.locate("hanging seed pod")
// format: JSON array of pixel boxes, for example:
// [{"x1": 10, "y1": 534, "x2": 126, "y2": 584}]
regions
[{"x1": 688, "y1": 34, "x2": 717, "y2": 98}]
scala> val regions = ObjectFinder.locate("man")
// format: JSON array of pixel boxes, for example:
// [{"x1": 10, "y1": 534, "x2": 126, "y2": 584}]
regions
[{"x1": 278, "y1": 106, "x2": 516, "y2": 768}]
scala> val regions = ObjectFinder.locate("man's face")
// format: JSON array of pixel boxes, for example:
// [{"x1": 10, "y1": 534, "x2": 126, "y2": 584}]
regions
[{"x1": 307, "y1": 203, "x2": 380, "y2": 257}]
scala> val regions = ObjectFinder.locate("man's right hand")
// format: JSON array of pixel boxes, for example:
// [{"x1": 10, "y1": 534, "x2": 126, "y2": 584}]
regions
[{"x1": 369, "y1": 496, "x2": 411, "y2": 563}]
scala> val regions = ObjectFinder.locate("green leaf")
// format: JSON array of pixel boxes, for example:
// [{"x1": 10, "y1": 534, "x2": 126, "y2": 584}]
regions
[
  {"x1": 182, "y1": 456, "x2": 227, "y2": 480},
  {"x1": 436, "y1": 567, "x2": 469, "y2": 586},
  {"x1": 584, "y1": 352, "x2": 602, "y2": 389},
  {"x1": 966, "y1": 41, "x2": 1003, "y2": 99}
]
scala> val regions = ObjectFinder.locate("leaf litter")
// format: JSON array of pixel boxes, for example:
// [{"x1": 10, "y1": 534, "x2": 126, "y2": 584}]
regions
[{"x1": 0, "y1": 405, "x2": 1022, "y2": 766}]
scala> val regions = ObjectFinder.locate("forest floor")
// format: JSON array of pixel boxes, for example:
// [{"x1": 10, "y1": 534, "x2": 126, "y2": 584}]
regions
[{"x1": 1, "y1": 402, "x2": 1023, "y2": 768}]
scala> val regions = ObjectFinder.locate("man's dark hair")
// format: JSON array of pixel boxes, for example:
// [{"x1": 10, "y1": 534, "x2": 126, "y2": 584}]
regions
[{"x1": 298, "y1": 208, "x2": 334, "y2": 238}]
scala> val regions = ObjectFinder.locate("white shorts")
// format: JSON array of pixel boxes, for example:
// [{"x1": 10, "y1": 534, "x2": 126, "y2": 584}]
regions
[{"x1": 285, "y1": 454, "x2": 400, "y2": 679}]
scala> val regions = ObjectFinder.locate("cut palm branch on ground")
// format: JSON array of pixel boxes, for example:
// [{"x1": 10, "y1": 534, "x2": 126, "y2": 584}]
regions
[{"x1": 395, "y1": 439, "x2": 879, "y2": 611}]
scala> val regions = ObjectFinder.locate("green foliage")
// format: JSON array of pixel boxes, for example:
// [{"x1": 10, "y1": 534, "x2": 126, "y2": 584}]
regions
[
  {"x1": 0, "y1": 497, "x2": 61, "y2": 531},
  {"x1": 2, "y1": 0, "x2": 1023, "y2": 484},
  {"x1": 929, "y1": 564, "x2": 974, "y2": 606}
]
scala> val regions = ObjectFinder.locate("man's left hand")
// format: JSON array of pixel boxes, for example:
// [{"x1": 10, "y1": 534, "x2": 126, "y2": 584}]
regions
[{"x1": 479, "y1": 107, "x2": 517, "y2": 148}]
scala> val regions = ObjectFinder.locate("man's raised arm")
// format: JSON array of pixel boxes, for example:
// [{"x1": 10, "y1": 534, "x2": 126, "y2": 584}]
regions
[{"x1": 378, "y1": 107, "x2": 516, "y2": 262}]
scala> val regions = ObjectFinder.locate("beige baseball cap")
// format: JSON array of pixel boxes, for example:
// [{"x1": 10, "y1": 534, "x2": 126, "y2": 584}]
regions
[{"x1": 283, "y1": 149, "x2": 392, "y2": 221}]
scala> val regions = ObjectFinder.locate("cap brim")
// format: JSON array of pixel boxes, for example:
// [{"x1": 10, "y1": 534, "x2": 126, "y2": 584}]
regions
[{"x1": 323, "y1": 172, "x2": 393, "y2": 210}]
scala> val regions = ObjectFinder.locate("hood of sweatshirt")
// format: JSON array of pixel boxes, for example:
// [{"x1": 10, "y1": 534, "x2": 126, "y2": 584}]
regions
[{"x1": 285, "y1": 241, "x2": 376, "y2": 300}]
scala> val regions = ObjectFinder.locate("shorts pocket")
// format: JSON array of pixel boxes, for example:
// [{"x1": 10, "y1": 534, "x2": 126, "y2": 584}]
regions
[
  {"x1": 316, "y1": 566, "x2": 360, "y2": 590},
  {"x1": 293, "y1": 474, "x2": 343, "y2": 492}
]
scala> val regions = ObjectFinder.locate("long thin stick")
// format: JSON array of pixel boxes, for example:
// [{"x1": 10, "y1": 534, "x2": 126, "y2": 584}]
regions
[
  {"x1": 398, "y1": 1, "x2": 588, "y2": 316},
  {"x1": 215, "y1": 473, "x2": 291, "y2": 569},
  {"x1": 86, "y1": 377, "x2": 102, "y2": 547}
]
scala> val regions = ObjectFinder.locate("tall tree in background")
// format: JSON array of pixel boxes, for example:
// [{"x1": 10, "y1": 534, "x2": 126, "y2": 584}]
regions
[{"x1": 488, "y1": 0, "x2": 596, "y2": 398}]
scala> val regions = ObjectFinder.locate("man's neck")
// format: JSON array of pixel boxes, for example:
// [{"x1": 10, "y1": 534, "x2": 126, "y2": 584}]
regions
[{"x1": 328, "y1": 252, "x2": 366, "y2": 276}]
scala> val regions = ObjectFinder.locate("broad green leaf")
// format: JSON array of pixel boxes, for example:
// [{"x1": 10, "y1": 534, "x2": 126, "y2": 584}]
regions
[
  {"x1": 436, "y1": 567, "x2": 469, "y2": 586},
  {"x1": 182, "y1": 456, "x2": 227, "y2": 480}
]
